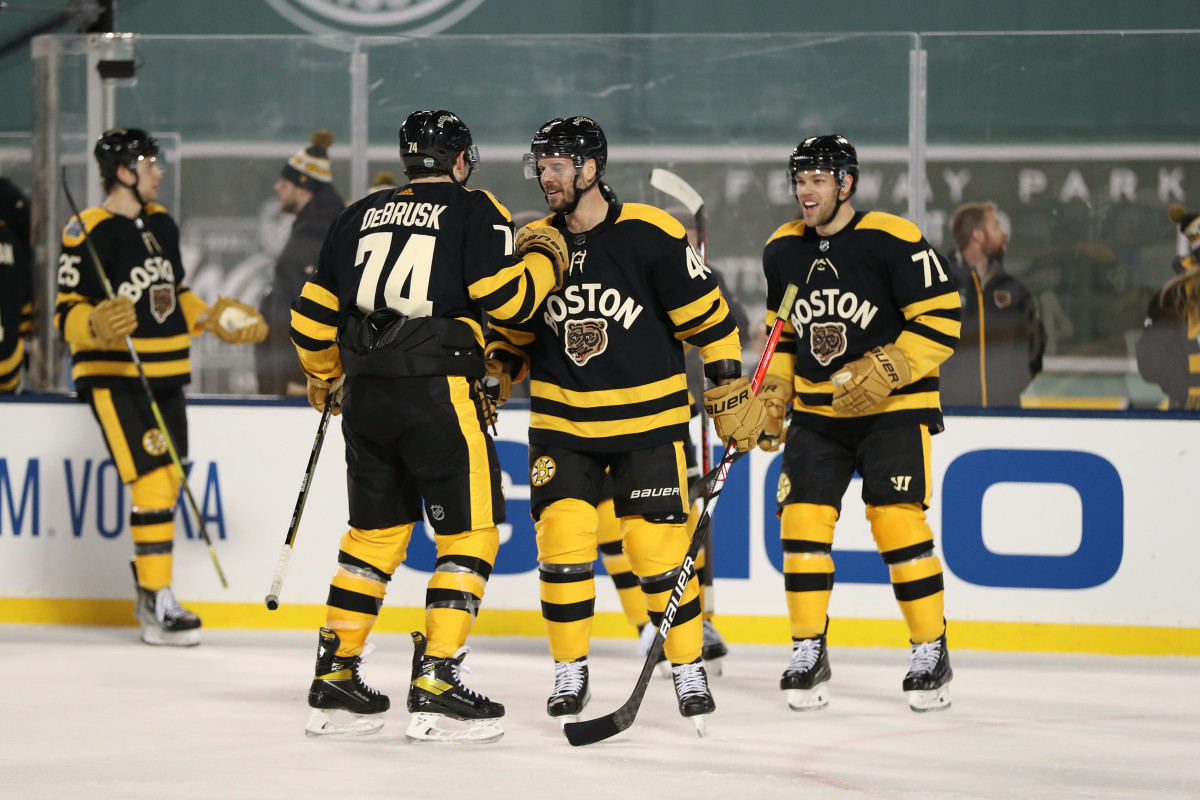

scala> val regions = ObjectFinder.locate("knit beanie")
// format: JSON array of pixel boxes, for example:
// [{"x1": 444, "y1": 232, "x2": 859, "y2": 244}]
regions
[
  {"x1": 281, "y1": 129, "x2": 334, "y2": 188},
  {"x1": 1168, "y1": 204, "x2": 1200, "y2": 256}
]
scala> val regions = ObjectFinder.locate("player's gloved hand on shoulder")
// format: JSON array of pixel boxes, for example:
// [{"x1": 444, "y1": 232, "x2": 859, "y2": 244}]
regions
[
  {"x1": 703, "y1": 376, "x2": 767, "y2": 452},
  {"x1": 483, "y1": 357, "x2": 513, "y2": 407},
  {"x1": 757, "y1": 376, "x2": 793, "y2": 452},
  {"x1": 88, "y1": 296, "x2": 138, "y2": 348},
  {"x1": 307, "y1": 374, "x2": 345, "y2": 416},
  {"x1": 516, "y1": 224, "x2": 568, "y2": 290},
  {"x1": 199, "y1": 296, "x2": 269, "y2": 345},
  {"x1": 831, "y1": 343, "x2": 911, "y2": 416}
]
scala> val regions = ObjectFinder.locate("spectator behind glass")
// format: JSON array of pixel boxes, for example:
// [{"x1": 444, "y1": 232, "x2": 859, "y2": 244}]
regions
[{"x1": 940, "y1": 201, "x2": 1045, "y2": 407}]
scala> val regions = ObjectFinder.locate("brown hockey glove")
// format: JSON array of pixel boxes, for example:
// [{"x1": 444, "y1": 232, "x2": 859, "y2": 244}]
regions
[
  {"x1": 516, "y1": 224, "x2": 568, "y2": 291},
  {"x1": 88, "y1": 296, "x2": 138, "y2": 348},
  {"x1": 1186, "y1": 392, "x2": 1200, "y2": 411},
  {"x1": 200, "y1": 296, "x2": 269, "y2": 345},
  {"x1": 307, "y1": 374, "x2": 345, "y2": 416},
  {"x1": 757, "y1": 376, "x2": 794, "y2": 452},
  {"x1": 703, "y1": 376, "x2": 767, "y2": 452},
  {"x1": 483, "y1": 357, "x2": 513, "y2": 407},
  {"x1": 831, "y1": 343, "x2": 911, "y2": 416}
]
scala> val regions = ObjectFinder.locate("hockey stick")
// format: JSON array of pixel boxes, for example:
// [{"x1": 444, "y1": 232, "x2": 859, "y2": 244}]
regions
[
  {"x1": 265, "y1": 401, "x2": 333, "y2": 609},
  {"x1": 60, "y1": 168, "x2": 228, "y2": 588},
  {"x1": 649, "y1": 168, "x2": 716, "y2": 609},
  {"x1": 564, "y1": 282, "x2": 799, "y2": 746}
]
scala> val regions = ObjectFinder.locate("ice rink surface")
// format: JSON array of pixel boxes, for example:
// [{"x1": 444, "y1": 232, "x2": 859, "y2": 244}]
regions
[{"x1": 4, "y1": 624, "x2": 1198, "y2": 800}]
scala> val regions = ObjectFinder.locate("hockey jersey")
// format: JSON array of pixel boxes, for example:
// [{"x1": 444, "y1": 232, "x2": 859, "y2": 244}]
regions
[
  {"x1": 762, "y1": 210, "x2": 961, "y2": 434},
  {"x1": 289, "y1": 180, "x2": 559, "y2": 381},
  {"x1": 487, "y1": 201, "x2": 741, "y2": 452},
  {"x1": 0, "y1": 220, "x2": 32, "y2": 392},
  {"x1": 55, "y1": 203, "x2": 207, "y2": 391}
]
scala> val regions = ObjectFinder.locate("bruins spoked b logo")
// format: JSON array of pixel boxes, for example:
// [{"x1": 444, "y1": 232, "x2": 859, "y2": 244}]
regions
[
  {"x1": 531, "y1": 456, "x2": 556, "y2": 487},
  {"x1": 142, "y1": 428, "x2": 168, "y2": 456},
  {"x1": 776, "y1": 473, "x2": 792, "y2": 504}
]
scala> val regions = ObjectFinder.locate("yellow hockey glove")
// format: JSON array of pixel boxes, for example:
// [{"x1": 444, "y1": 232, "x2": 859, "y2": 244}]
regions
[
  {"x1": 516, "y1": 224, "x2": 568, "y2": 291},
  {"x1": 757, "y1": 376, "x2": 794, "y2": 452},
  {"x1": 200, "y1": 296, "x2": 269, "y2": 345},
  {"x1": 483, "y1": 357, "x2": 513, "y2": 407},
  {"x1": 88, "y1": 296, "x2": 138, "y2": 348},
  {"x1": 831, "y1": 343, "x2": 911, "y2": 416},
  {"x1": 703, "y1": 376, "x2": 767, "y2": 452},
  {"x1": 307, "y1": 374, "x2": 345, "y2": 416}
]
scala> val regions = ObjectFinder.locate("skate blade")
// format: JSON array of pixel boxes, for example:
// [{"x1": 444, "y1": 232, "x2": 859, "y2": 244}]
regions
[
  {"x1": 689, "y1": 713, "x2": 711, "y2": 738},
  {"x1": 405, "y1": 712, "x2": 504, "y2": 744},
  {"x1": 907, "y1": 686, "x2": 951, "y2": 712},
  {"x1": 140, "y1": 626, "x2": 200, "y2": 647},
  {"x1": 304, "y1": 707, "x2": 385, "y2": 737},
  {"x1": 703, "y1": 655, "x2": 724, "y2": 677},
  {"x1": 553, "y1": 713, "x2": 580, "y2": 729},
  {"x1": 785, "y1": 682, "x2": 830, "y2": 711}
]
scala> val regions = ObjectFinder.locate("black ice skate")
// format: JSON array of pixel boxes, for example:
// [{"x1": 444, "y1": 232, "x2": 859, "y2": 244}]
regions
[
  {"x1": 780, "y1": 633, "x2": 832, "y2": 711},
  {"x1": 132, "y1": 563, "x2": 201, "y2": 647},
  {"x1": 305, "y1": 627, "x2": 390, "y2": 737},
  {"x1": 406, "y1": 631, "x2": 504, "y2": 743},
  {"x1": 903, "y1": 631, "x2": 953, "y2": 712},
  {"x1": 701, "y1": 619, "x2": 730, "y2": 676},
  {"x1": 672, "y1": 658, "x2": 715, "y2": 737},
  {"x1": 546, "y1": 657, "x2": 590, "y2": 726}
]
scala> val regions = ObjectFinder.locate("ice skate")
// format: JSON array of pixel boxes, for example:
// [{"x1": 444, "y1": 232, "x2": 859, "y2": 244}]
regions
[
  {"x1": 546, "y1": 657, "x2": 590, "y2": 727},
  {"x1": 406, "y1": 631, "x2": 504, "y2": 744},
  {"x1": 305, "y1": 628, "x2": 390, "y2": 737},
  {"x1": 701, "y1": 619, "x2": 729, "y2": 677},
  {"x1": 780, "y1": 634, "x2": 831, "y2": 711},
  {"x1": 903, "y1": 632, "x2": 953, "y2": 712},
  {"x1": 672, "y1": 658, "x2": 715, "y2": 737},
  {"x1": 637, "y1": 622, "x2": 670, "y2": 678},
  {"x1": 132, "y1": 564, "x2": 201, "y2": 647}
]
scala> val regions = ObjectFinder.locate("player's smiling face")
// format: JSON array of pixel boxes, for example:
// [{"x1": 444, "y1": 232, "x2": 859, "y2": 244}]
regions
[
  {"x1": 793, "y1": 170, "x2": 844, "y2": 228},
  {"x1": 538, "y1": 157, "x2": 578, "y2": 213}
]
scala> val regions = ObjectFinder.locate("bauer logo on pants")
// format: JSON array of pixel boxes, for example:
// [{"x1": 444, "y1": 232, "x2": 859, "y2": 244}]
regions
[{"x1": 531, "y1": 456, "x2": 556, "y2": 487}]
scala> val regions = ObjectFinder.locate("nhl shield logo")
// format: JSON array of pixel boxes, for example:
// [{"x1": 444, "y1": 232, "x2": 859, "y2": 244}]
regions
[
  {"x1": 564, "y1": 318, "x2": 608, "y2": 366},
  {"x1": 810, "y1": 321, "x2": 848, "y2": 366},
  {"x1": 150, "y1": 284, "x2": 176, "y2": 323}
]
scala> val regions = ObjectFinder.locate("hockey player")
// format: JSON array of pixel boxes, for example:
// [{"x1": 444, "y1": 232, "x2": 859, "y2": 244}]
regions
[
  {"x1": 0, "y1": 180, "x2": 32, "y2": 392},
  {"x1": 757, "y1": 134, "x2": 961, "y2": 712},
  {"x1": 55, "y1": 128, "x2": 268, "y2": 646},
  {"x1": 290, "y1": 109, "x2": 568, "y2": 742},
  {"x1": 485, "y1": 116, "x2": 765, "y2": 735}
]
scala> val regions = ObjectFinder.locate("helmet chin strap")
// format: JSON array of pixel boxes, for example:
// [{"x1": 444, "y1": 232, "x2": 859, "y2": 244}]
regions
[
  {"x1": 119, "y1": 167, "x2": 147, "y2": 209},
  {"x1": 554, "y1": 171, "x2": 599, "y2": 216}
]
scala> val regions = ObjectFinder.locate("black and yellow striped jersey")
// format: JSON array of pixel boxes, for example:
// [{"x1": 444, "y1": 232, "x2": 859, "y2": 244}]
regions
[
  {"x1": 289, "y1": 180, "x2": 559, "y2": 381},
  {"x1": 56, "y1": 203, "x2": 207, "y2": 391},
  {"x1": 488, "y1": 201, "x2": 741, "y2": 453},
  {"x1": 0, "y1": 219, "x2": 32, "y2": 392},
  {"x1": 762, "y1": 210, "x2": 961, "y2": 434}
]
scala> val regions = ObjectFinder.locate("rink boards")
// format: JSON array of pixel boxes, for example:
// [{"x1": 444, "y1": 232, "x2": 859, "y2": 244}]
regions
[{"x1": 1, "y1": 397, "x2": 1197, "y2": 655}]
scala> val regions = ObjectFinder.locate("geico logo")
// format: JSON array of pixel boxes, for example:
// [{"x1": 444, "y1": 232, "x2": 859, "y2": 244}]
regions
[
  {"x1": 117, "y1": 257, "x2": 175, "y2": 303},
  {"x1": 630, "y1": 487, "x2": 679, "y2": 499},
  {"x1": 791, "y1": 288, "x2": 878, "y2": 339},
  {"x1": 543, "y1": 282, "x2": 644, "y2": 335}
]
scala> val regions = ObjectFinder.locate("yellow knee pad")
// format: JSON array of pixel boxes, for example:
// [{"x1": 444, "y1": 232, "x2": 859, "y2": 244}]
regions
[
  {"x1": 535, "y1": 498, "x2": 599, "y2": 565},
  {"x1": 339, "y1": 523, "x2": 416, "y2": 575},
  {"x1": 130, "y1": 465, "x2": 180, "y2": 511},
  {"x1": 866, "y1": 503, "x2": 934, "y2": 562}
]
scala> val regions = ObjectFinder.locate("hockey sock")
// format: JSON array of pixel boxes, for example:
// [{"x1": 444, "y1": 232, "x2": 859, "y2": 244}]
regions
[
  {"x1": 536, "y1": 499, "x2": 600, "y2": 662},
  {"x1": 780, "y1": 503, "x2": 837, "y2": 639},
  {"x1": 325, "y1": 525, "x2": 410, "y2": 656},
  {"x1": 624, "y1": 515, "x2": 701, "y2": 665},
  {"x1": 867, "y1": 503, "x2": 946, "y2": 643},
  {"x1": 424, "y1": 526, "x2": 498, "y2": 659},
  {"x1": 597, "y1": 498, "x2": 648, "y2": 629},
  {"x1": 129, "y1": 465, "x2": 180, "y2": 590}
]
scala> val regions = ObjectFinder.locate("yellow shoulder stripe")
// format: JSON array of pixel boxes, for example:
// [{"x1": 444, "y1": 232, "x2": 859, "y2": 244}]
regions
[
  {"x1": 856, "y1": 211, "x2": 922, "y2": 243},
  {"x1": 61, "y1": 207, "x2": 113, "y2": 246},
  {"x1": 765, "y1": 220, "x2": 805, "y2": 246},
  {"x1": 616, "y1": 203, "x2": 687, "y2": 238}
]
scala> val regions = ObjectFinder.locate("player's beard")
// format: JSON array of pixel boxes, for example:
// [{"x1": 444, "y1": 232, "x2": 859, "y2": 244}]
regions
[{"x1": 545, "y1": 180, "x2": 576, "y2": 215}]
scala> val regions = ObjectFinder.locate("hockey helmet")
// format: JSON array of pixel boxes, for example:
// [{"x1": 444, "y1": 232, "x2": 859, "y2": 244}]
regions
[
  {"x1": 788, "y1": 134, "x2": 859, "y2": 192},
  {"x1": 524, "y1": 116, "x2": 607, "y2": 179},
  {"x1": 94, "y1": 128, "x2": 160, "y2": 180},
  {"x1": 399, "y1": 110, "x2": 479, "y2": 178}
]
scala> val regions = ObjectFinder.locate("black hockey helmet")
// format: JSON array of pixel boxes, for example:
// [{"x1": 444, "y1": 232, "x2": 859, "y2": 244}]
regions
[
  {"x1": 524, "y1": 116, "x2": 607, "y2": 179},
  {"x1": 94, "y1": 128, "x2": 160, "y2": 180},
  {"x1": 789, "y1": 134, "x2": 859, "y2": 193},
  {"x1": 398, "y1": 110, "x2": 479, "y2": 179}
]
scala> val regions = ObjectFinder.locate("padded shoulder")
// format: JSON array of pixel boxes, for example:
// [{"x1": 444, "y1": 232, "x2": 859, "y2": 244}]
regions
[
  {"x1": 61, "y1": 206, "x2": 113, "y2": 246},
  {"x1": 765, "y1": 219, "x2": 805, "y2": 246},
  {"x1": 616, "y1": 202, "x2": 687, "y2": 239},
  {"x1": 474, "y1": 188, "x2": 513, "y2": 222},
  {"x1": 144, "y1": 202, "x2": 169, "y2": 216},
  {"x1": 856, "y1": 211, "x2": 923, "y2": 243}
]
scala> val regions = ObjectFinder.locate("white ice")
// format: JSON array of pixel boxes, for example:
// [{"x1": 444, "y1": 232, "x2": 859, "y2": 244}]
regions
[{"x1": 4, "y1": 625, "x2": 1198, "y2": 799}]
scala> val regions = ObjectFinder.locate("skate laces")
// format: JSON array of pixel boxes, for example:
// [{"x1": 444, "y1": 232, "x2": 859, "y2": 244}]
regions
[
  {"x1": 550, "y1": 659, "x2": 588, "y2": 698},
  {"x1": 907, "y1": 640, "x2": 943, "y2": 676},
  {"x1": 428, "y1": 647, "x2": 485, "y2": 700},
  {"x1": 786, "y1": 637, "x2": 823, "y2": 673},
  {"x1": 154, "y1": 587, "x2": 187, "y2": 623},
  {"x1": 672, "y1": 661, "x2": 708, "y2": 700}
]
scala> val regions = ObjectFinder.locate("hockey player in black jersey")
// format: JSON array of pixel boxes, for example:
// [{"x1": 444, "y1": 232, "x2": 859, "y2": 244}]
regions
[
  {"x1": 486, "y1": 116, "x2": 765, "y2": 736},
  {"x1": 757, "y1": 134, "x2": 961, "y2": 713},
  {"x1": 0, "y1": 181, "x2": 32, "y2": 392},
  {"x1": 290, "y1": 109, "x2": 568, "y2": 742},
  {"x1": 55, "y1": 128, "x2": 268, "y2": 646}
]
